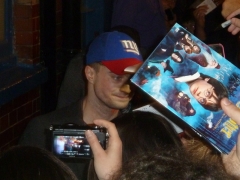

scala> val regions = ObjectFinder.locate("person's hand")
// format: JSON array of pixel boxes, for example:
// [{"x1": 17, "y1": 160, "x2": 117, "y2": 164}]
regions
[
  {"x1": 193, "y1": 5, "x2": 208, "y2": 27},
  {"x1": 85, "y1": 119, "x2": 122, "y2": 180},
  {"x1": 221, "y1": 98, "x2": 240, "y2": 178},
  {"x1": 225, "y1": 8, "x2": 240, "y2": 35},
  {"x1": 222, "y1": 0, "x2": 240, "y2": 18},
  {"x1": 193, "y1": 5, "x2": 208, "y2": 40}
]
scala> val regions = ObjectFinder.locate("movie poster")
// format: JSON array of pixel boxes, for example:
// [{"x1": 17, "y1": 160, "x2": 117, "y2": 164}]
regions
[{"x1": 131, "y1": 23, "x2": 240, "y2": 153}]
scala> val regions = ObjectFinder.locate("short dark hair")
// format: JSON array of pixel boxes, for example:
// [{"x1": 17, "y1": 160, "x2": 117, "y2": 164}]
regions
[
  {"x1": 112, "y1": 111, "x2": 182, "y2": 162},
  {"x1": 88, "y1": 111, "x2": 182, "y2": 180},
  {"x1": 87, "y1": 62, "x2": 101, "y2": 73}
]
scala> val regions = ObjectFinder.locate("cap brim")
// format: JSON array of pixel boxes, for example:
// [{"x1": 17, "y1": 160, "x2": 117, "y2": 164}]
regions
[
  {"x1": 124, "y1": 63, "x2": 142, "y2": 74},
  {"x1": 102, "y1": 58, "x2": 142, "y2": 75}
]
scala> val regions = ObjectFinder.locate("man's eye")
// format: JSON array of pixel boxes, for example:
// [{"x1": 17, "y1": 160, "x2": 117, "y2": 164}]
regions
[
  {"x1": 113, "y1": 76, "x2": 123, "y2": 81},
  {"x1": 205, "y1": 89, "x2": 212, "y2": 97},
  {"x1": 206, "y1": 90, "x2": 210, "y2": 96},
  {"x1": 111, "y1": 74, "x2": 130, "y2": 82},
  {"x1": 199, "y1": 98, "x2": 206, "y2": 105}
]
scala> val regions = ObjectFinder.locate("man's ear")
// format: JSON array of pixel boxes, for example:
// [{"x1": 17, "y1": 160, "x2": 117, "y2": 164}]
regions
[{"x1": 85, "y1": 65, "x2": 96, "y2": 83}]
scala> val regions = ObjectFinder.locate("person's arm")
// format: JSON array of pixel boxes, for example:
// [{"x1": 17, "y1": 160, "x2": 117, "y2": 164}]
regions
[
  {"x1": 18, "y1": 117, "x2": 47, "y2": 148},
  {"x1": 85, "y1": 119, "x2": 122, "y2": 180},
  {"x1": 221, "y1": 98, "x2": 240, "y2": 179},
  {"x1": 192, "y1": 5, "x2": 208, "y2": 41}
]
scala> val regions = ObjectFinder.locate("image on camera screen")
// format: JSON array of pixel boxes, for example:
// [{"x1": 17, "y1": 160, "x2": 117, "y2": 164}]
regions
[
  {"x1": 50, "y1": 124, "x2": 106, "y2": 159},
  {"x1": 52, "y1": 129, "x2": 106, "y2": 159},
  {"x1": 53, "y1": 135, "x2": 93, "y2": 158}
]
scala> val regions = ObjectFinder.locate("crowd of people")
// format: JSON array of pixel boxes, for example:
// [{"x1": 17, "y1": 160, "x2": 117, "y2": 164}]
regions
[{"x1": 1, "y1": 0, "x2": 240, "y2": 179}]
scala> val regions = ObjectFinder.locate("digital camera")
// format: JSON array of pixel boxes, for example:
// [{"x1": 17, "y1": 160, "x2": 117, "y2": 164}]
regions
[{"x1": 49, "y1": 123, "x2": 107, "y2": 159}]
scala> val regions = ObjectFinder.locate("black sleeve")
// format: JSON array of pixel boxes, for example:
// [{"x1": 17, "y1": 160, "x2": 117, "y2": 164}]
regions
[{"x1": 18, "y1": 116, "x2": 51, "y2": 150}]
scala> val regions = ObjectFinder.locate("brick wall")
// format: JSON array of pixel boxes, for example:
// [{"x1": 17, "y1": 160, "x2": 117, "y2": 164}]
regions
[
  {"x1": 14, "y1": 1, "x2": 40, "y2": 65},
  {"x1": 0, "y1": 88, "x2": 41, "y2": 152},
  {"x1": 0, "y1": 0, "x2": 63, "y2": 152},
  {"x1": 56, "y1": 0, "x2": 65, "y2": 92}
]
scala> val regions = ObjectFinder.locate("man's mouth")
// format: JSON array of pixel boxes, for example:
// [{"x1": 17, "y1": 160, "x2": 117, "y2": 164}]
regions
[
  {"x1": 192, "y1": 87, "x2": 198, "y2": 95},
  {"x1": 115, "y1": 94, "x2": 130, "y2": 99}
]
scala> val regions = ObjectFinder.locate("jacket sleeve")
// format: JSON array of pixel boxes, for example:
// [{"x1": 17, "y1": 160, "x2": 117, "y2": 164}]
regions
[{"x1": 18, "y1": 116, "x2": 51, "y2": 150}]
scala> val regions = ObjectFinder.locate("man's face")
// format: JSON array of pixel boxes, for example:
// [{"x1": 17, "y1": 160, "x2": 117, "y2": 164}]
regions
[
  {"x1": 92, "y1": 65, "x2": 133, "y2": 109},
  {"x1": 208, "y1": 59, "x2": 218, "y2": 68},
  {"x1": 189, "y1": 78, "x2": 218, "y2": 106}
]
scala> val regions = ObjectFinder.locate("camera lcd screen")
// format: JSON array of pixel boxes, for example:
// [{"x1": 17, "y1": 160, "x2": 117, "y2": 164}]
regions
[
  {"x1": 53, "y1": 135, "x2": 92, "y2": 158},
  {"x1": 51, "y1": 127, "x2": 106, "y2": 159}
]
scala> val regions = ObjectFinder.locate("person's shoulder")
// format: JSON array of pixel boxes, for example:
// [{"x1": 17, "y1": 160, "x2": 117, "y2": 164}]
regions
[
  {"x1": 38, "y1": 100, "x2": 82, "y2": 124},
  {"x1": 18, "y1": 100, "x2": 83, "y2": 146}
]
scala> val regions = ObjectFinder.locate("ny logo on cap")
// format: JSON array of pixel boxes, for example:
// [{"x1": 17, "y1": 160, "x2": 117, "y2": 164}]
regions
[{"x1": 121, "y1": 40, "x2": 140, "y2": 55}]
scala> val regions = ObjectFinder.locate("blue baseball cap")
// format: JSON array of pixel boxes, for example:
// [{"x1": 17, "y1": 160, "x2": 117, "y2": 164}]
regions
[{"x1": 86, "y1": 31, "x2": 143, "y2": 75}]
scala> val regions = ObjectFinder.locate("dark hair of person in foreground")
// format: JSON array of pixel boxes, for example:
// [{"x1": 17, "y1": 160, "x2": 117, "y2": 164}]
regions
[
  {"x1": 113, "y1": 147, "x2": 236, "y2": 180},
  {"x1": 112, "y1": 111, "x2": 182, "y2": 162},
  {"x1": 88, "y1": 111, "x2": 182, "y2": 180},
  {"x1": 0, "y1": 145, "x2": 77, "y2": 180}
]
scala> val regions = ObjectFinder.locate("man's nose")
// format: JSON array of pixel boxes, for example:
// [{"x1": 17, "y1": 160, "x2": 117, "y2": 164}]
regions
[{"x1": 120, "y1": 84, "x2": 131, "y2": 94}]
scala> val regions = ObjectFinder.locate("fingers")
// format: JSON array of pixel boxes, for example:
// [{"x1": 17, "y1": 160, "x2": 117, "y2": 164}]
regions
[
  {"x1": 225, "y1": 8, "x2": 240, "y2": 34},
  {"x1": 226, "y1": 8, "x2": 240, "y2": 19},
  {"x1": 89, "y1": 119, "x2": 122, "y2": 180},
  {"x1": 228, "y1": 25, "x2": 240, "y2": 35},
  {"x1": 220, "y1": 98, "x2": 240, "y2": 125},
  {"x1": 85, "y1": 119, "x2": 121, "y2": 157},
  {"x1": 85, "y1": 130, "x2": 105, "y2": 157},
  {"x1": 236, "y1": 132, "x2": 240, "y2": 155},
  {"x1": 228, "y1": 17, "x2": 240, "y2": 35},
  {"x1": 92, "y1": 119, "x2": 122, "y2": 168},
  {"x1": 93, "y1": 119, "x2": 122, "y2": 151},
  {"x1": 193, "y1": 6, "x2": 208, "y2": 22},
  {"x1": 93, "y1": 119, "x2": 120, "y2": 141},
  {"x1": 196, "y1": 5, "x2": 208, "y2": 11},
  {"x1": 231, "y1": 17, "x2": 240, "y2": 27},
  {"x1": 87, "y1": 119, "x2": 122, "y2": 154}
]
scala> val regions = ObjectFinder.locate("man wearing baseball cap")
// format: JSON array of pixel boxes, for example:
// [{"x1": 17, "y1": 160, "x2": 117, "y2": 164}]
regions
[
  {"x1": 19, "y1": 31, "x2": 143, "y2": 179},
  {"x1": 84, "y1": 31, "x2": 143, "y2": 123}
]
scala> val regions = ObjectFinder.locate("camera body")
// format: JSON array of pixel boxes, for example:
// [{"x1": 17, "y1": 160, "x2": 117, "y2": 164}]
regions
[{"x1": 49, "y1": 124, "x2": 107, "y2": 159}]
